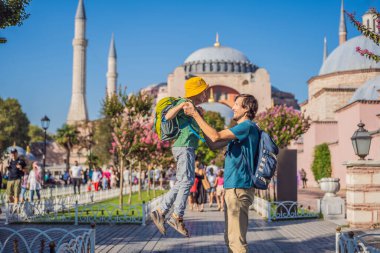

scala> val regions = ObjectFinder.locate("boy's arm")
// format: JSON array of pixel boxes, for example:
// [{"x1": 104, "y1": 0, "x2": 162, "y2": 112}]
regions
[{"x1": 165, "y1": 102, "x2": 186, "y2": 120}]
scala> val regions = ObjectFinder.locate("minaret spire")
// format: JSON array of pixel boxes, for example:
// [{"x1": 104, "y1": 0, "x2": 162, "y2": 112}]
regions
[
  {"x1": 339, "y1": 0, "x2": 347, "y2": 45},
  {"x1": 214, "y1": 32, "x2": 220, "y2": 47},
  {"x1": 67, "y1": 0, "x2": 88, "y2": 124},
  {"x1": 323, "y1": 36, "x2": 328, "y2": 62},
  {"x1": 106, "y1": 33, "x2": 118, "y2": 98}
]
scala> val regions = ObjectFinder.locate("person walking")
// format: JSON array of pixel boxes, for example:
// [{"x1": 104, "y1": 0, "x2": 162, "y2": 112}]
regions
[
  {"x1": 19, "y1": 167, "x2": 29, "y2": 202},
  {"x1": 150, "y1": 77, "x2": 210, "y2": 237},
  {"x1": 6, "y1": 149, "x2": 26, "y2": 203},
  {"x1": 92, "y1": 167, "x2": 102, "y2": 192},
  {"x1": 184, "y1": 94, "x2": 260, "y2": 253},
  {"x1": 28, "y1": 162, "x2": 42, "y2": 201},
  {"x1": 207, "y1": 167, "x2": 217, "y2": 207},
  {"x1": 300, "y1": 168, "x2": 307, "y2": 188},
  {"x1": 215, "y1": 170, "x2": 225, "y2": 211},
  {"x1": 194, "y1": 162, "x2": 209, "y2": 212},
  {"x1": 70, "y1": 161, "x2": 83, "y2": 194}
]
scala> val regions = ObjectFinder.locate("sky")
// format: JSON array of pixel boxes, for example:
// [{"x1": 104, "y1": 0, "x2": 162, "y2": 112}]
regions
[{"x1": 0, "y1": 0, "x2": 376, "y2": 132}]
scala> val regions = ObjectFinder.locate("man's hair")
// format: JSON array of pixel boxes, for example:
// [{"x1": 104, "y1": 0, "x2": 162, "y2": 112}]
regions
[{"x1": 235, "y1": 94, "x2": 258, "y2": 120}]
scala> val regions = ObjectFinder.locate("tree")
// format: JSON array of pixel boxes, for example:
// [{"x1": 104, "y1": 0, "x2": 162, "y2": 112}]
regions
[
  {"x1": 255, "y1": 105, "x2": 310, "y2": 148},
  {"x1": 196, "y1": 111, "x2": 225, "y2": 164},
  {"x1": 28, "y1": 124, "x2": 53, "y2": 143},
  {"x1": 0, "y1": 0, "x2": 32, "y2": 43},
  {"x1": 0, "y1": 0, "x2": 31, "y2": 28},
  {"x1": 346, "y1": 9, "x2": 380, "y2": 62},
  {"x1": 0, "y1": 97, "x2": 30, "y2": 153},
  {"x1": 311, "y1": 143, "x2": 332, "y2": 182},
  {"x1": 55, "y1": 124, "x2": 79, "y2": 170},
  {"x1": 92, "y1": 118, "x2": 112, "y2": 166},
  {"x1": 105, "y1": 88, "x2": 155, "y2": 206}
]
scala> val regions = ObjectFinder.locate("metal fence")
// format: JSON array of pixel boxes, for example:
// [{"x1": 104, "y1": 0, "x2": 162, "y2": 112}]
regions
[
  {"x1": 336, "y1": 227, "x2": 380, "y2": 253},
  {"x1": 251, "y1": 195, "x2": 319, "y2": 221},
  {"x1": 0, "y1": 226, "x2": 95, "y2": 253},
  {"x1": 5, "y1": 191, "x2": 165, "y2": 225}
]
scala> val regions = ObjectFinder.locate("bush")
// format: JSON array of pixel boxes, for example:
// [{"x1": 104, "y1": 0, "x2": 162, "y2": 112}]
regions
[{"x1": 311, "y1": 143, "x2": 332, "y2": 182}]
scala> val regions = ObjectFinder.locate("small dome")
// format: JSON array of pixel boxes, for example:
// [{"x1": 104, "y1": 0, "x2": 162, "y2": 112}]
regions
[
  {"x1": 319, "y1": 36, "x2": 380, "y2": 75},
  {"x1": 349, "y1": 75, "x2": 380, "y2": 103},
  {"x1": 185, "y1": 46, "x2": 250, "y2": 64}
]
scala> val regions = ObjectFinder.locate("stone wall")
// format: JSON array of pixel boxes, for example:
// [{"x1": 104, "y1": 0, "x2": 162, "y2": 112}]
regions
[{"x1": 346, "y1": 161, "x2": 380, "y2": 228}]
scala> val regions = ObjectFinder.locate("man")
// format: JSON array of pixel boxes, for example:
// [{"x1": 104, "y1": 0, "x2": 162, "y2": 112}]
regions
[
  {"x1": 206, "y1": 159, "x2": 219, "y2": 176},
  {"x1": 184, "y1": 94, "x2": 259, "y2": 253},
  {"x1": 300, "y1": 168, "x2": 307, "y2": 188},
  {"x1": 69, "y1": 160, "x2": 83, "y2": 194},
  {"x1": 6, "y1": 149, "x2": 26, "y2": 203},
  {"x1": 150, "y1": 76, "x2": 209, "y2": 237}
]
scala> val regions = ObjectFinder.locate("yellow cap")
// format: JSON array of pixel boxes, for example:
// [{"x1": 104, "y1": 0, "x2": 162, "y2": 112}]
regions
[{"x1": 184, "y1": 77, "x2": 209, "y2": 98}]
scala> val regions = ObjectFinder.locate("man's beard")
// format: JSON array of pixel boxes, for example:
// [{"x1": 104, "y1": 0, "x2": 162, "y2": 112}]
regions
[{"x1": 233, "y1": 113, "x2": 244, "y2": 122}]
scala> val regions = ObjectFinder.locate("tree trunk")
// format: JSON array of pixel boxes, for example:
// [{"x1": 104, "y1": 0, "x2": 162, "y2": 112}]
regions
[
  {"x1": 128, "y1": 164, "x2": 133, "y2": 205},
  {"x1": 119, "y1": 158, "x2": 124, "y2": 209},
  {"x1": 66, "y1": 149, "x2": 70, "y2": 171},
  {"x1": 153, "y1": 165, "x2": 156, "y2": 198},
  {"x1": 138, "y1": 162, "x2": 142, "y2": 201},
  {"x1": 147, "y1": 167, "x2": 151, "y2": 197}
]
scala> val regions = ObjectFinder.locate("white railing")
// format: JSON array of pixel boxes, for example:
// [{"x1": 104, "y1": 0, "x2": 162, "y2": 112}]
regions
[
  {"x1": 5, "y1": 188, "x2": 164, "y2": 225},
  {"x1": 0, "y1": 226, "x2": 95, "y2": 253},
  {"x1": 143, "y1": 194, "x2": 165, "y2": 225},
  {"x1": 336, "y1": 227, "x2": 380, "y2": 253},
  {"x1": 251, "y1": 195, "x2": 319, "y2": 221}
]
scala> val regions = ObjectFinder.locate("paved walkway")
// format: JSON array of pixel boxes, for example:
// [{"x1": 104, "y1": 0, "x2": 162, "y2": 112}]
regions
[{"x1": 1, "y1": 206, "x2": 338, "y2": 253}]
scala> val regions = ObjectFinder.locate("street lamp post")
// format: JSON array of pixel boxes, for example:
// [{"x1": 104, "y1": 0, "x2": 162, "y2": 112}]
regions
[{"x1": 41, "y1": 115, "x2": 50, "y2": 183}]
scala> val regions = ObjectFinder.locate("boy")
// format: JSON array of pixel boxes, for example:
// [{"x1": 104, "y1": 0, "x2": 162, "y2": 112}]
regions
[{"x1": 150, "y1": 77, "x2": 209, "y2": 237}]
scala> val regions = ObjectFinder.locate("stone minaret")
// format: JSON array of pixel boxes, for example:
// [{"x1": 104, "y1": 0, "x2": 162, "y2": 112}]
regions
[
  {"x1": 323, "y1": 36, "x2": 328, "y2": 62},
  {"x1": 67, "y1": 0, "x2": 88, "y2": 124},
  {"x1": 339, "y1": 0, "x2": 347, "y2": 45},
  {"x1": 106, "y1": 34, "x2": 117, "y2": 97}
]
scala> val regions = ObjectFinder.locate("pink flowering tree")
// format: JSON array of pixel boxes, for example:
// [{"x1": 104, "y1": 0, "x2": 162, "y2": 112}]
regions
[
  {"x1": 346, "y1": 9, "x2": 380, "y2": 62},
  {"x1": 255, "y1": 105, "x2": 310, "y2": 149},
  {"x1": 105, "y1": 88, "x2": 154, "y2": 206}
]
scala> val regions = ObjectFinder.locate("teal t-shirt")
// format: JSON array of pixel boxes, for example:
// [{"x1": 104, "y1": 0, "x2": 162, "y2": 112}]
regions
[
  {"x1": 172, "y1": 98, "x2": 201, "y2": 149},
  {"x1": 224, "y1": 120, "x2": 260, "y2": 189}
]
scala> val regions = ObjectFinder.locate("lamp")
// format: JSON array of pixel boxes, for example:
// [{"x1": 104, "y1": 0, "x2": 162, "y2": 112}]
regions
[
  {"x1": 40, "y1": 115, "x2": 50, "y2": 183},
  {"x1": 351, "y1": 122, "x2": 372, "y2": 160}
]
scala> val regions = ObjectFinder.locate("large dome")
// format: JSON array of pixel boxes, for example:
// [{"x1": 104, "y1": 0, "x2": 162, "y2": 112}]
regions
[
  {"x1": 319, "y1": 36, "x2": 380, "y2": 75},
  {"x1": 183, "y1": 45, "x2": 256, "y2": 74},
  {"x1": 348, "y1": 75, "x2": 380, "y2": 103},
  {"x1": 185, "y1": 46, "x2": 250, "y2": 64}
]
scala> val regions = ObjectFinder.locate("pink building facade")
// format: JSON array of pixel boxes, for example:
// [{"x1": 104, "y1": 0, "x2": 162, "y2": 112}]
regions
[{"x1": 297, "y1": 5, "x2": 380, "y2": 188}]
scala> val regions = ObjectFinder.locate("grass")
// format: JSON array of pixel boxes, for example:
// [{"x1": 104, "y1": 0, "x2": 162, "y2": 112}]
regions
[{"x1": 30, "y1": 189, "x2": 168, "y2": 224}]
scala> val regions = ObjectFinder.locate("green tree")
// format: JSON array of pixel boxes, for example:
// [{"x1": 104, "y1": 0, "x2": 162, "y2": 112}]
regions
[
  {"x1": 55, "y1": 124, "x2": 80, "y2": 170},
  {"x1": 196, "y1": 111, "x2": 225, "y2": 164},
  {"x1": 311, "y1": 143, "x2": 332, "y2": 182},
  {"x1": 28, "y1": 124, "x2": 53, "y2": 143},
  {"x1": 0, "y1": 0, "x2": 32, "y2": 43},
  {"x1": 91, "y1": 118, "x2": 112, "y2": 166},
  {"x1": 0, "y1": 97, "x2": 30, "y2": 152}
]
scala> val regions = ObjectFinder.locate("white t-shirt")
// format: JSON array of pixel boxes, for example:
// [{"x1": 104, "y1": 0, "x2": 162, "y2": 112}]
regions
[
  {"x1": 92, "y1": 171, "x2": 102, "y2": 182},
  {"x1": 70, "y1": 165, "x2": 83, "y2": 178}
]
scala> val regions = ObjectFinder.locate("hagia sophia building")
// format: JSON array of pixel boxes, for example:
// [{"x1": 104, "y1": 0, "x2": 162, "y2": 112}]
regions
[{"x1": 66, "y1": 0, "x2": 380, "y2": 188}]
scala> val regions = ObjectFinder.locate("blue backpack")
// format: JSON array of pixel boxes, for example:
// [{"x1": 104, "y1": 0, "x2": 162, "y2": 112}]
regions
[{"x1": 240, "y1": 125, "x2": 279, "y2": 190}]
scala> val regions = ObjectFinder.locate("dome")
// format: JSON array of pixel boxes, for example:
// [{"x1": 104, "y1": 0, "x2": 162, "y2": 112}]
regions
[
  {"x1": 348, "y1": 75, "x2": 380, "y2": 103},
  {"x1": 183, "y1": 45, "x2": 256, "y2": 74},
  {"x1": 319, "y1": 36, "x2": 380, "y2": 75},
  {"x1": 185, "y1": 46, "x2": 250, "y2": 64},
  {"x1": 199, "y1": 102, "x2": 233, "y2": 125}
]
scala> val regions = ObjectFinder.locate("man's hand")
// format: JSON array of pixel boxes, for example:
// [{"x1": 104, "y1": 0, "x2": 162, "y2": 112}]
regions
[{"x1": 183, "y1": 102, "x2": 198, "y2": 117}]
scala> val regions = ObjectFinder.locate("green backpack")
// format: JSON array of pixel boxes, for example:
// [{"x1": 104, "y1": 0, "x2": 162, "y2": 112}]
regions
[{"x1": 153, "y1": 97, "x2": 205, "y2": 142}]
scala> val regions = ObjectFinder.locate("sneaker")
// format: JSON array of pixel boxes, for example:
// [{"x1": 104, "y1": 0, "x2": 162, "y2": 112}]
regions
[
  {"x1": 150, "y1": 209, "x2": 166, "y2": 235},
  {"x1": 167, "y1": 214, "x2": 189, "y2": 237}
]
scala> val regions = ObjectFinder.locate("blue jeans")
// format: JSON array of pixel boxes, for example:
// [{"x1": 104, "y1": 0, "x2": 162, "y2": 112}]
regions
[
  {"x1": 30, "y1": 189, "x2": 40, "y2": 201},
  {"x1": 20, "y1": 187, "x2": 27, "y2": 200},
  {"x1": 159, "y1": 147, "x2": 195, "y2": 217}
]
